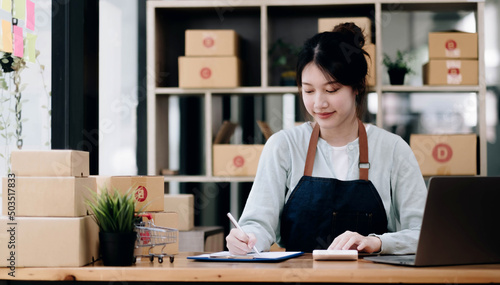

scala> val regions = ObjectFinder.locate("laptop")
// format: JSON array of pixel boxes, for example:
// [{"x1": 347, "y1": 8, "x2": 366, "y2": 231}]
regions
[{"x1": 364, "y1": 176, "x2": 500, "y2": 266}]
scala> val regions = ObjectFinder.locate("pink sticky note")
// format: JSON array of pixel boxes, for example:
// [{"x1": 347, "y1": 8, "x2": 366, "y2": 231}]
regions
[
  {"x1": 26, "y1": 0, "x2": 34, "y2": 31},
  {"x1": 13, "y1": 25, "x2": 23, "y2": 57}
]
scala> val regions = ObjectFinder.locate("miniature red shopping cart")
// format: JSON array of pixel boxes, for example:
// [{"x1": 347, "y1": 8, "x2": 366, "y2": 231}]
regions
[{"x1": 134, "y1": 213, "x2": 178, "y2": 263}]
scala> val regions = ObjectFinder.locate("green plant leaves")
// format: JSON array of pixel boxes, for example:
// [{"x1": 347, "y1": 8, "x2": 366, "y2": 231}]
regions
[{"x1": 86, "y1": 187, "x2": 141, "y2": 233}]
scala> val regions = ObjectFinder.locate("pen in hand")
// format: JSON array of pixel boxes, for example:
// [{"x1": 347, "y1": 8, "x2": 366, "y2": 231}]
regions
[{"x1": 227, "y1": 212, "x2": 261, "y2": 256}]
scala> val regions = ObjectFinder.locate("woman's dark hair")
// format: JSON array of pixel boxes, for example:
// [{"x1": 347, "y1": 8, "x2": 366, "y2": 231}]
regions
[{"x1": 296, "y1": 22, "x2": 369, "y2": 119}]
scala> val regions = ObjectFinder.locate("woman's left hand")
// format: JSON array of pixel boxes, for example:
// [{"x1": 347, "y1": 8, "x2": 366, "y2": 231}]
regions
[{"x1": 328, "y1": 231, "x2": 381, "y2": 253}]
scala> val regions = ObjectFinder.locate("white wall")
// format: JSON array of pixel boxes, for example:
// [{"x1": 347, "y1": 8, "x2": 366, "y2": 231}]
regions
[{"x1": 99, "y1": 0, "x2": 138, "y2": 175}]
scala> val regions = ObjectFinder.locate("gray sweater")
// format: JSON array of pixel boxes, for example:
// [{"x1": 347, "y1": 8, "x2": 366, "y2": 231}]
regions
[{"x1": 239, "y1": 122, "x2": 428, "y2": 254}]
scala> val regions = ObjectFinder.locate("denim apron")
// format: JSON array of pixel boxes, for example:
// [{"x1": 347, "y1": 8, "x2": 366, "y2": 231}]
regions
[{"x1": 280, "y1": 120, "x2": 388, "y2": 252}]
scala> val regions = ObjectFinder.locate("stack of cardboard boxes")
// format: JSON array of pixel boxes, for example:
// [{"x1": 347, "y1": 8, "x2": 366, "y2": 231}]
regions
[
  {"x1": 179, "y1": 30, "x2": 241, "y2": 88},
  {"x1": 318, "y1": 17, "x2": 376, "y2": 87},
  {"x1": 164, "y1": 193, "x2": 224, "y2": 252},
  {"x1": 412, "y1": 31, "x2": 479, "y2": 176},
  {"x1": 0, "y1": 150, "x2": 184, "y2": 267},
  {"x1": 423, "y1": 31, "x2": 478, "y2": 85},
  {"x1": 1, "y1": 150, "x2": 99, "y2": 267},
  {"x1": 92, "y1": 176, "x2": 180, "y2": 257}
]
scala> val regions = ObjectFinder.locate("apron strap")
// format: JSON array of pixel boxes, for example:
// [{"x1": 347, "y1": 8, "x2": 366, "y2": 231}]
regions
[
  {"x1": 304, "y1": 123, "x2": 320, "y2": 177},
  {"x1": 303, "y1": 120, "x2": 370, "y2": 180},
  {"x1": 358, "y1": 119, "x2": 370, "y2": 181}
]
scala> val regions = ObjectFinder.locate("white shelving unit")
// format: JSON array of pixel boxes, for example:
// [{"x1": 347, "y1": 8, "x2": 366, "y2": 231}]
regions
[{"x1": 146, "y1": 0, "x2": 486, "y2": 182}]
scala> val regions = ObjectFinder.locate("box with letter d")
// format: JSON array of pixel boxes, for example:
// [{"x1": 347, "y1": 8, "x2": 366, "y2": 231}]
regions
[{"x1": 410, "y1": 134, "x2": 478, "y2": 176}]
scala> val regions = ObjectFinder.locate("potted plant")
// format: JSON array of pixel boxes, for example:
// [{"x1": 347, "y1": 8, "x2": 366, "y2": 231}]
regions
[
  {"x1": 269, "y1": 39, "x2": 301, "y2": 86},
  {"x1": 383, "y1": 50, "x2": 414, "y2": 85},
  {"x1": 86, "y1": 187, "x2": 142, "y2": 266}
]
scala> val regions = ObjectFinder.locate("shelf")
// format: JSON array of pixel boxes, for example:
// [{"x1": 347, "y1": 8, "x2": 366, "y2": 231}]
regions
[
  {"x1": 163, "y1": 175, "x2": 255, "y2": 183},
  {"x1": 155, "y1": 86, "x2": 299, "y2": 95},
  {"x1": 381, "y1": 85, "x2": 480, "y2": 93},
  {"x1": 148, "y1": 0, "x2": 487, "y2": 180},
  {"x1": 155, "y1": 86, "x2": 377, "y2": 95}
]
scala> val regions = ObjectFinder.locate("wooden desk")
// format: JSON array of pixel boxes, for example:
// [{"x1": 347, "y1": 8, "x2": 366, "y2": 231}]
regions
[{"x1": 2, "y1": 252, "x2": 500, "y2": 283}]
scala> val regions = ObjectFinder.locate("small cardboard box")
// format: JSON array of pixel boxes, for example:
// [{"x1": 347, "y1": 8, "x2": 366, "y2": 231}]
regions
[
  {"x1": 178, "y1": 56, "x2": 241, "y2": 88},
  {"x1": 364, "y1": 43, "x2": 376, "y2": 86},
  {"x1": 423, "y1": 59, "x2": 478, "y2": 85},
  {"x1": 185, "y1": 29, "x2": 238, "y2": 56},
  {"x1": 0, "y1": 216, "x2": 99, "y2": 267},
  {"x1": 410, "y1": 134, "x2": 477, "y2": 176},
  {"x1": 164, "y1": 194, "x2": 194, "y2": 231},
  {"x1": 11, "y1": 150, "x2": 89, "y2": 177},
  {"x1": 212, "y1": 121, "x2": 269, "y2": 177},
  {"x1": 428, "y1": 31, "x2": 478, "y2": 59},
  {"x1": 93, "y1": 176, "x2": 164, "y2": 212},
  {"x1": 213, "y1": 145, "x2": 264, "y2": 176},
  {"x1": 318, "y1": 17, "x2": 372, "y2": 43},
  {"x1": 137, "y1": 212, "x2": 179, "y2": 255},
  {"x1": 1, "y1": 177, "x2": 96, "y2": 217}
]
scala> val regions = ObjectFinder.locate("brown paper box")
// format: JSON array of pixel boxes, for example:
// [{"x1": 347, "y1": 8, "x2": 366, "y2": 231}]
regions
[
  {"x1": 212, "y1": 121, "x2": 269, "y2": 177},
  {"x1": 163, "y1": 194, "x2": 194, "y2": 231},
  {"x1": 423, "y1": 59, "x2": 478, "y2": 85},
  {"x1": 93, "y1": 176, "x2": 164, "y2": 212},
  {"x1": 185, "y1": 29, "x2": 238, "y2": 56},
  {"x1": 137, "y1": 212, "x2": 179, "y2": 255},
  {"x1": 428, "y1": 32, "x2": 478, "y2": 59},
  {"x1": 213, "y1": 144, "x2": 264, "y2": 176},
  {"x1": 2, "y1": 177, "x2": 96, "y2": 217},
  {"x1": 0, "y1": 216, "x2": 99, "y2": 267},
  {"x1": 11, "y1": 150, "x2": 89, "y2": 177},
  {"x1": 318, "y1": 17, "x2": 372, "y2": 43},
  {"x1": 410, "y1": 134, "x2": 477, "y2": 176},
  {"x1": 178, "y1": 56, "x2": 241, "y2": 88}
]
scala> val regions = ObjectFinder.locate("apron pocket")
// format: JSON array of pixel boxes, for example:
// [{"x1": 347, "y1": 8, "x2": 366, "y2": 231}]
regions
[{"x1": 332, "y1": 211, "x2": 373, "y2": 238}]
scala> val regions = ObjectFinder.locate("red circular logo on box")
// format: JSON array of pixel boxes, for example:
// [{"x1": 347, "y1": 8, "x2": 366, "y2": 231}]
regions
[
  {"x1": 203, "y1": 37, "x2": 214, "y2": 48},
  {"x1": 200, "y1": 67, "x2": 212, "y2": 79},
  {"x1": 448, "y1": 68, "x2": 460, "y2": 76},
  {"x1": 445, "y1": 39, "x2": 457, "y2": 51},
  {"x1": 135, "y1": 186, "x2": 148, "y2": 202},
  {"x1": 233, "y1": 156, "x2": 245, "y2": 168},
  {"x1": 432, "y1": 143, "x2": 453, "y2": 163}
]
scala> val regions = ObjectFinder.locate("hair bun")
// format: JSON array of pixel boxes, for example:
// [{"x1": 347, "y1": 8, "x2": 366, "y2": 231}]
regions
[{"x1": 332, "y1": 22, "x2": 365, "y2": 48}]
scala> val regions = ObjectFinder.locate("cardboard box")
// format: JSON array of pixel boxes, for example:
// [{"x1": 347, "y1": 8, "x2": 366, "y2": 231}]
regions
[
  {"x1": 428, "y1": 32, "x2": 478, "y2": 59},
  {"x1": 410, "y1": 134, "x2": 477, "y2": 176},
  {"x1": 178, "y1": 56, "x2": 241, "y2": 88},
  {"x1": 2, "y1": 177, "x2": 96, "y2": 217},
  {"x1": 318, "y1": 17, "x2": 372, "y2": 43},
  {"x1": 423, "y1": 59, "x2": 478, "y2": 85},
  {"x1": 137, "y1": 212, "x2": 179, "y2": 255},
  {"x1": 93, "y1": 176, "x2": 164, "y2": 212},
  {"x1": 164, "y1": 194, "x2": 194, "y2": 231},
  {"x1": 185, "y1": 29, "x2": 238, "y2": 56},
  {"x1": 212, "y1": 121, "x2": 268, "y2": 177},
  {"x1": 11, "y1": 150, "x2": 89, "y2": 177},
  {"x1": 213, "y1": 144, "x2": 264, "y2": 176},
  {"x1": 364, "y1": 43, "x2": 376, "y2": 86},
  {"x1": 0, "y1": 216, "x2": 99, "y2": 267},
  {"x1": 178, "y1": 226, "x2": 224, "y2": 252}
]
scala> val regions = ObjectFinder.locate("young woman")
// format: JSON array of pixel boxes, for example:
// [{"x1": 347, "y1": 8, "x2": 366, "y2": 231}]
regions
[{"x1": 226, "y1": 23, "x2": 427, "y2": 254}]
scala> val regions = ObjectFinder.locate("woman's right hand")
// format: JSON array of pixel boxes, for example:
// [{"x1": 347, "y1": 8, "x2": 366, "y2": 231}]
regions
[{"x1": 226, "y1": 228, "x2": 258, "y2": 255}]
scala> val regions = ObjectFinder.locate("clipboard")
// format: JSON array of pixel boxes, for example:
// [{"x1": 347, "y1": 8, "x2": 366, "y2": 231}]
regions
[{"x1": 187, "y1": 251, "x2": 303, "y2": 262}]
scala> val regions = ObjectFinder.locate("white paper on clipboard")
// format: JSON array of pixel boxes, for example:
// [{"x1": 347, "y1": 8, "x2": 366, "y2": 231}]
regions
[{"x1": 187, "y1": 251, "x2": 303, "y2": 262}]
